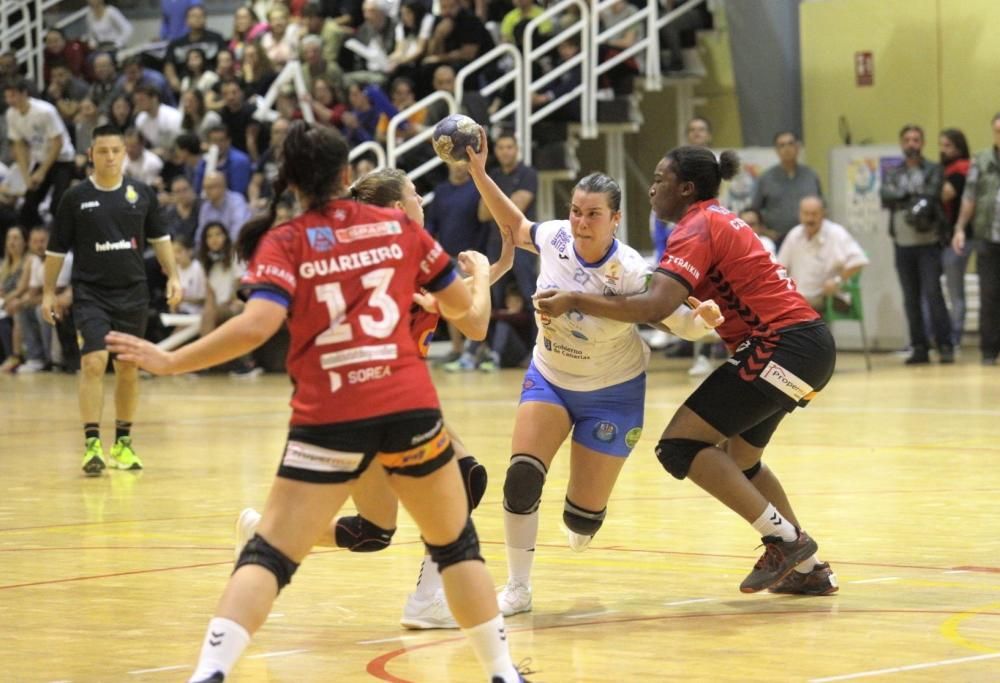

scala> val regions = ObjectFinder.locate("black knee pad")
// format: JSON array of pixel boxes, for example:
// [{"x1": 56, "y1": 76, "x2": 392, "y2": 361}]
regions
[
  {"x1": 563, "y1": 497, "x2": 606, "y2": 536},
  {"x1": 503, "y1": 454, "x2": 547, "y2": 514},
  {"x1": 742, "y1": 461, "x2": 762, "y2": 480},
  {"x1": 334, "y1": 515, "x2": 396, "y2": 552},
  {"x1": 459, "y1": 455, "x2": 488, "y2": 511},
  {"x1": 425, "y1": 518, "x2": 484, "y2": 572},
  {"x1": 655, "y1": 438, "x2": 713, "y2": 480},
  {"x1": 235, "y1": 533, "x2": 299, "y2": 591}
]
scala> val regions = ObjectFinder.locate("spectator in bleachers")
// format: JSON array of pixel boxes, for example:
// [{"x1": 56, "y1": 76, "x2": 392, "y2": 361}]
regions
[
  {"x1": 343, "y1": 0, "x2": 396, "y2": 88},
  {"x1": 530, "y1": 37, "x2": 581, "y2": 122},
  {"x1": 777, "y1": 196, "x2": 868, "y2": 312},
  {"x1": 499, "y1": 0, "x2": 549, "y2": 45},
  {"x1": 952, "y1": 113, "x2": 1000, "y2": 365},
  {"x1": 751, "y1": 131, "x2": 823, "y2": 244},
  {"x1": 103, "y1": 94, "x2": 135, "y2": 131},
  {"x1": 170, "y1": 132, "x2": 202, "y2": 186},
  {"x1": 43, "y1": 29, "x2": 88, "y2": 84},
  {"x1": 172, "y1": 235, "x2": 206, "y2": 314},
  {"x1": 301, "y1": 1, "x2": 351, "y2": 66},
  {"x1": 304, "y1": 76, "x2": 347, "y2": 129},
  {"x1": 0, "y1": 226, "x2": 27, "y2": 370},
  {"x1": 326, "y1": 0, "x2": 365, "y2": 30},
  {"x1": 260, "y1": 5, "x2": 302, "y2": 69},
  {"x1": 114, "y1": 55, "x2": 176, "y2": 107},
  {"x1": 196, "y1": 171, "x2": 252, "y2": 243},
  {"x1": 211, "y1": 49, "x2": 239, "y2": 98},
  {"x1": 164, "y1": 4, "x2": 228, "y2": 95},
  {"x1": 180, "y1": 48, "x2": 220, "y2": 94},
  {"x1": 133, "y1": 83, "x2": 184, "y2": 158},
  {"x1": 4, "y1": 78, "x2": 76, "y2": 228},
  {"x1": 239, "y1": 42, "x2": 279, "y2": 99},
  {"x1": 84, "y1": 0, "x2": 134, "y2": 52},
  {"x1": 479, "y1": 131, "x2": 537, "y2": 322},
  {"x1": 228, "y1": 6, "x2": 268, "y2": 64},
  {"x1": 161, "y1": 174, "x2": 200, "y2": 241},
  {"x1": 341, "y1": 82, "x2": 395, "y2": 146},
  {"x1": 74, "y1": 98, "x2": 100, "y2": 173},
  {"x1": 300, "y1": 35, "x2": 344, "y2": 92},
  {"x1": 387, "y1": 0, "x2": 434, "y2": 85},
  {"x1": 45, "y1": 62, "x2": 90, "y2": 128},
  {"x1": 196, "y1": 220, "x2": 246, "y2": 338},
  {"x1": 8, "y1": 226, "x2": 49, "y2": 373},
  {"x1": 180, "y1": 87, "x2": 223, "y2": 140},
  {"x1": 88, "y1": 52, "x2": 118, "y2": 114},
  {"x1": 881, "y1": 123, "x2": 952, "y2": 364},
  {"x1": 161, "y1": 0, "x2": 203, "y2": 42},
  {"x1": 218, "y1": 79, "x2": 262, "y2": 159},
  {"x1": 423, "y1": 64, "x2": 456, "y2": 124},
  {"x1": 425, "y1": 162, "x2": 488, "y2": 361},
  {"x1": 599, "y1": 0, "x2": 645, "y2": 93},
  {"x1": 938, "y1": 128, "x2": 971, "y2": 349},
  {"x1": 194, "y1": 125, "x2": 252, "y2": 197},
  {"x1": 123, "y1": 127, "x2": 165, "y2": 186},
  {"x1": 423, "y1": 0, "x2": 495, "y2": 91},
  {"x1": 388, "y1": 76, "x2": 425, "y2": 138},
  {"x1": 248, "y1": 117, "x2": 290, "y2": 211},
  {"x1": 738, "y1": 208, "x2": 777, "y2": 255}
]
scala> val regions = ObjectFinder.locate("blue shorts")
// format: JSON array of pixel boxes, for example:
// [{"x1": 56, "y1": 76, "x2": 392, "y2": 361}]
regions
[{"x1": 519, "y1": 362, "x2": 646, "y2": 457}]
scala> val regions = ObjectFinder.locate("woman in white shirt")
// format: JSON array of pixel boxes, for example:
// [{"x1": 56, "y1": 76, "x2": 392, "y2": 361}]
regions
[
  {"x1": 85, "y1": 0, "x2": 133, "y2": 50},
  {"x1": 196, "y1": 221, "x2": 245, "y2": 336}
]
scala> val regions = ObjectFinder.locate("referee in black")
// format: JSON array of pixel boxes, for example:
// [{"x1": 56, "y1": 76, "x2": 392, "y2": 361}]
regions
[{"x1": 42, "y1": 124, "x2": 182, "y2": 475}]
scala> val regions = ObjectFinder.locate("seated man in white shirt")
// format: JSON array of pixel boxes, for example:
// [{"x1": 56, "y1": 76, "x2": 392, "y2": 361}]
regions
[
  {"x1": 777, "y1": 196, "x2": 869, "y2": 312},
  {"x1": 123, "y1": 127, "x2": 164, "y2": 187}
]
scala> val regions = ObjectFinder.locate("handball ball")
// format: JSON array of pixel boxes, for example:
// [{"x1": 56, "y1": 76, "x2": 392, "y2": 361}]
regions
[{"x1": 432, "y1": 114, "x2": 481, "y2": 164}]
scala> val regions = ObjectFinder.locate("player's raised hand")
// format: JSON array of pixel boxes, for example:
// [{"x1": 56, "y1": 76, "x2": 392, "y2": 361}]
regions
[
  {"x1": 688, "y1": 296, "x2": 724, "y2": 328},
  {"x1": 533, "y1": 289, "x2": 575, "y2": 317},
  {"x1": 457, "y1": 249, "x2": 489, "y2": 276},
  {"x1": 105, "y1": 332, "x2": 176, "y2": 375},
  {"x1": 165, "y1": 276, "x2": 184, "y2": 311},
  {"x1": 466, "y1": 126, "x2": 489, "y2": 174}
]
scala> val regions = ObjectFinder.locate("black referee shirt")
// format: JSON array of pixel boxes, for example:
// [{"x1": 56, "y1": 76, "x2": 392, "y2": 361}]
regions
[{"x1": 50, "y1": 176, "x2": 169, "y2": 308}]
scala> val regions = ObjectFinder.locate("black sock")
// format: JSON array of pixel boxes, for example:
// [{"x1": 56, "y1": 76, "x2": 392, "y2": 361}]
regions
[
  {"x1": 115, "y1": 420, "x2": 132, "y2": 441},
  {"x1": 84, "y1": 423, "x2": 99, "y2": 441}
]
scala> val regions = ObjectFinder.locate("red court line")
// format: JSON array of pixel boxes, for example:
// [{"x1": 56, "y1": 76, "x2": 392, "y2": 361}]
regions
[
  {"x1": 365, "y1": 608, "x2": 1000, "y2": 682},
  {"x1": 953, "y1": 566, "x2": 1000, "y2": 574},
  {"x1": 0, "y1": 513, "x2": 229, "y2": 533},
  {"x1": 0, "y1": 545, "x2": 231, "y2": 552}
]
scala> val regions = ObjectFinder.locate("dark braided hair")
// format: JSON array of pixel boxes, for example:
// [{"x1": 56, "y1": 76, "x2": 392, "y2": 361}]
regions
[
  {"x1": 665, "y1": 146, "x2": 740, "y2": 201},
  {"x1": 236, "y1": 121, "x2": 349, "y2": 261}
]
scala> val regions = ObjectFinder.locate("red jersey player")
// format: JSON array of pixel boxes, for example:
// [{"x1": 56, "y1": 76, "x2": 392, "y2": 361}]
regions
[
  {"x1": 536, "y1": 145, "x2": 839, "y2": 597},
  {"x1": 107, "y1": 123, "x2": 532, "y2": 683}
]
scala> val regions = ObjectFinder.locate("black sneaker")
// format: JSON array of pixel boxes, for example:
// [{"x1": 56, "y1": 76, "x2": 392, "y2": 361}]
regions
[
  {"x1": 739, "y1": 530, "x2": 819, "y2": 593},
  {"x1": 904, "y1": 349, "x2": 930, "y2": 365},
  {"x1": 190, "y1": 672, "x2": 224, "y2": 683},
  {"x1": 938, "y1": 347, "x2": 955, "y2": 364},
  {"x1": 768, "y1": 562, "x2": 839, "y2": 596},
  {"x1": 493, "y1": 659, "x2": 537, "y2": 682}
]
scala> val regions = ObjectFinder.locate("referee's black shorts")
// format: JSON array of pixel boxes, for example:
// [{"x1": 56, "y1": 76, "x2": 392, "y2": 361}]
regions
[
  {"x1": 685, "y1": 321, "x2": 836, "y2": 449},
  {"x1": 73, "y1": 298, "x2": 148, "y2": 355}
]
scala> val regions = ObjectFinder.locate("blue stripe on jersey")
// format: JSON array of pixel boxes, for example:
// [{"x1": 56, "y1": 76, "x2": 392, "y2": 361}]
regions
[
  {"x1": 574, "y1": 239, "x2": 619, "y2": 268},
  {"x1": 530, "y1": 222, "x2": 540, "y2": 250},
  {"x1": 249, "y1": 289, "x2": 291, "y2": 308},
  {"x1": 424, "y1": 265, "x2": 458, "y2": 292}
]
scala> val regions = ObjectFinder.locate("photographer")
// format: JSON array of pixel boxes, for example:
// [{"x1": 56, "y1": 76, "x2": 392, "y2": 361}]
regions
[{"x1": 880, "y1": 123, "x2": 952, "y2": 364}]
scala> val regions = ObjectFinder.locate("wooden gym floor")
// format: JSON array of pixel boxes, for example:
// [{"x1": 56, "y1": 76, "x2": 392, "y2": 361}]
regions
[{"x1": 2, "y1": 351, "x2": 999, "y2": 682}]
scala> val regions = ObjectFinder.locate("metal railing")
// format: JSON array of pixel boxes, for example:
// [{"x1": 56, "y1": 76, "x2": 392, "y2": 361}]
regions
[
  {"x1": 386, "y1": 89, "x2": 456, "y2": 186},
  {"x1": 455, "y1": 42, "x2": 523, "y2": 143},
  {"x1": 521, "y1": 0, "x2": 592, "y2": 166},
  {"x1": 349, "y1": 140, "x2": 387, "y2": 170}
]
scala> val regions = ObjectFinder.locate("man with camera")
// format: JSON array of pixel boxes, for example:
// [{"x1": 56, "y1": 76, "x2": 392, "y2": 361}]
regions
[{"x1": 881, "y1": 124, "x2": 952, "y2": 364}]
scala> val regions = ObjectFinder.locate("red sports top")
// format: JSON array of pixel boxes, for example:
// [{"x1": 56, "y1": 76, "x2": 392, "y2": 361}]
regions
[
  {"x1": 409, "y1": 305, "x2": 441, "y2": 359},
  {"x1": 242, "y1": 199, "x2": 456, "y2": 425},
  {"x1": 657, "y1": 199, "x2": 819, "y2": 348}
]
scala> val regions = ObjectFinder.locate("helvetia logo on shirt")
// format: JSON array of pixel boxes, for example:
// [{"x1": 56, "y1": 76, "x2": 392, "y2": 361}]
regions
[{"x1": 95, "y1": 238, "x2": 137, "y2": 252}]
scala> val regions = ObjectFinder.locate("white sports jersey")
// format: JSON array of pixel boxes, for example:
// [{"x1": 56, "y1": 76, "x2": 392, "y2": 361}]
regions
[{"x1": 531, "y1": 219, "x2": 651, "y2": 391}]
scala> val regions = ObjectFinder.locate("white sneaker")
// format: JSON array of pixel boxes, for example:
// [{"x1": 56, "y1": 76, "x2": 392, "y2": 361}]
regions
[
  {"x1": 234, "y1": 508, "x2": 261, "y2": 561},
  {"x1": 566, "y1": 528, "x2": 593, "y2": 553},
  {"x1": 17, "y1": 359, "x2": 46, "y2": 373},
  {"x1": 688, "y1": 355, "x2": 713, "y2": 376},
  {"x1": 497, "y1": 580, "x2": 532, "y2": 616},
  {"x1": 400, "y1": 589, "x2": 458, "y2": 630}
]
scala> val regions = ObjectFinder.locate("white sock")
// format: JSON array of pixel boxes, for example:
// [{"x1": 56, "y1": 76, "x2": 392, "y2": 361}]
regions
[
  {"x1": 504, "y1": 508, "x2": 539, "y2": 585},
  {"x1": 189, "y1": 617, "x2": 250, "y2": 682},
  {"x1": 795, "y1": 554, "x2": 821, "y2": 573},
  {"x1": 462, "y1": 613, "x2": 519, "y2": 682},
  {"x1": 413, "y1": 556, "x2": 443, "y2": 599},
  {"x1": 751, "y1": 504, "x2": 797, "y2": 542}
]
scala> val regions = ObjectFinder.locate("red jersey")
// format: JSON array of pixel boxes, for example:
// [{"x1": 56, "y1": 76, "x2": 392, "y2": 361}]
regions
[
  {"x1": 242, "y1": 199, "x2": 455, "y2": 426},
  {"x1": 657, "y1": 199, "x2": 819, "y2": 348},
  {"x1": 409, "y1": 305, "x2": 441, "y2": 359}
]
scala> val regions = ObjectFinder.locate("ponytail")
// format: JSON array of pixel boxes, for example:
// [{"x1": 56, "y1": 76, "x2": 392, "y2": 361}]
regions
[{"x1": 236, "y1": 175, "x2": 288, "y2": 262}]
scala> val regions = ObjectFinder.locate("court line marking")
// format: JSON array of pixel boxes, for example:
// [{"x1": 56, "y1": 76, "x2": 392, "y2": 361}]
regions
[
  {"x1": 567, "y1": 610, "x2": 618, "y2": 619},
  {"x1": 246, "y1": 648, "x2": 309, "y2": 660},
  {"x1": 665, "y1": 598, "x2": 716, "y2": 606},
  {"x1": 807, "y1": 652, "x2": 1000, "y2": 682},
  {"x1": 359, "y1": 635, "x2": 424, "y2": 645},
  {"x1": 848, "y1": 577, "x2": 900, "y2": 584},
  {"x1": 128, "y1": 664, "x2": 190, "y2": 674}
]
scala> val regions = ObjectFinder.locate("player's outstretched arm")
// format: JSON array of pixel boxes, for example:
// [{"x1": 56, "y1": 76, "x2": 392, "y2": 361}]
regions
[
  {"x1": 656, "y1": 296, "x2": 724, "y2": 340},
  {"x1": 534, "y1": 271, "x2": 687, "y2": 324},
  {"x1": 106, "y1": 298, "x2": 286, "y2": 375},
  {"x1": 465, "y1": 126, "x2": 536, "y2": 253}
]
